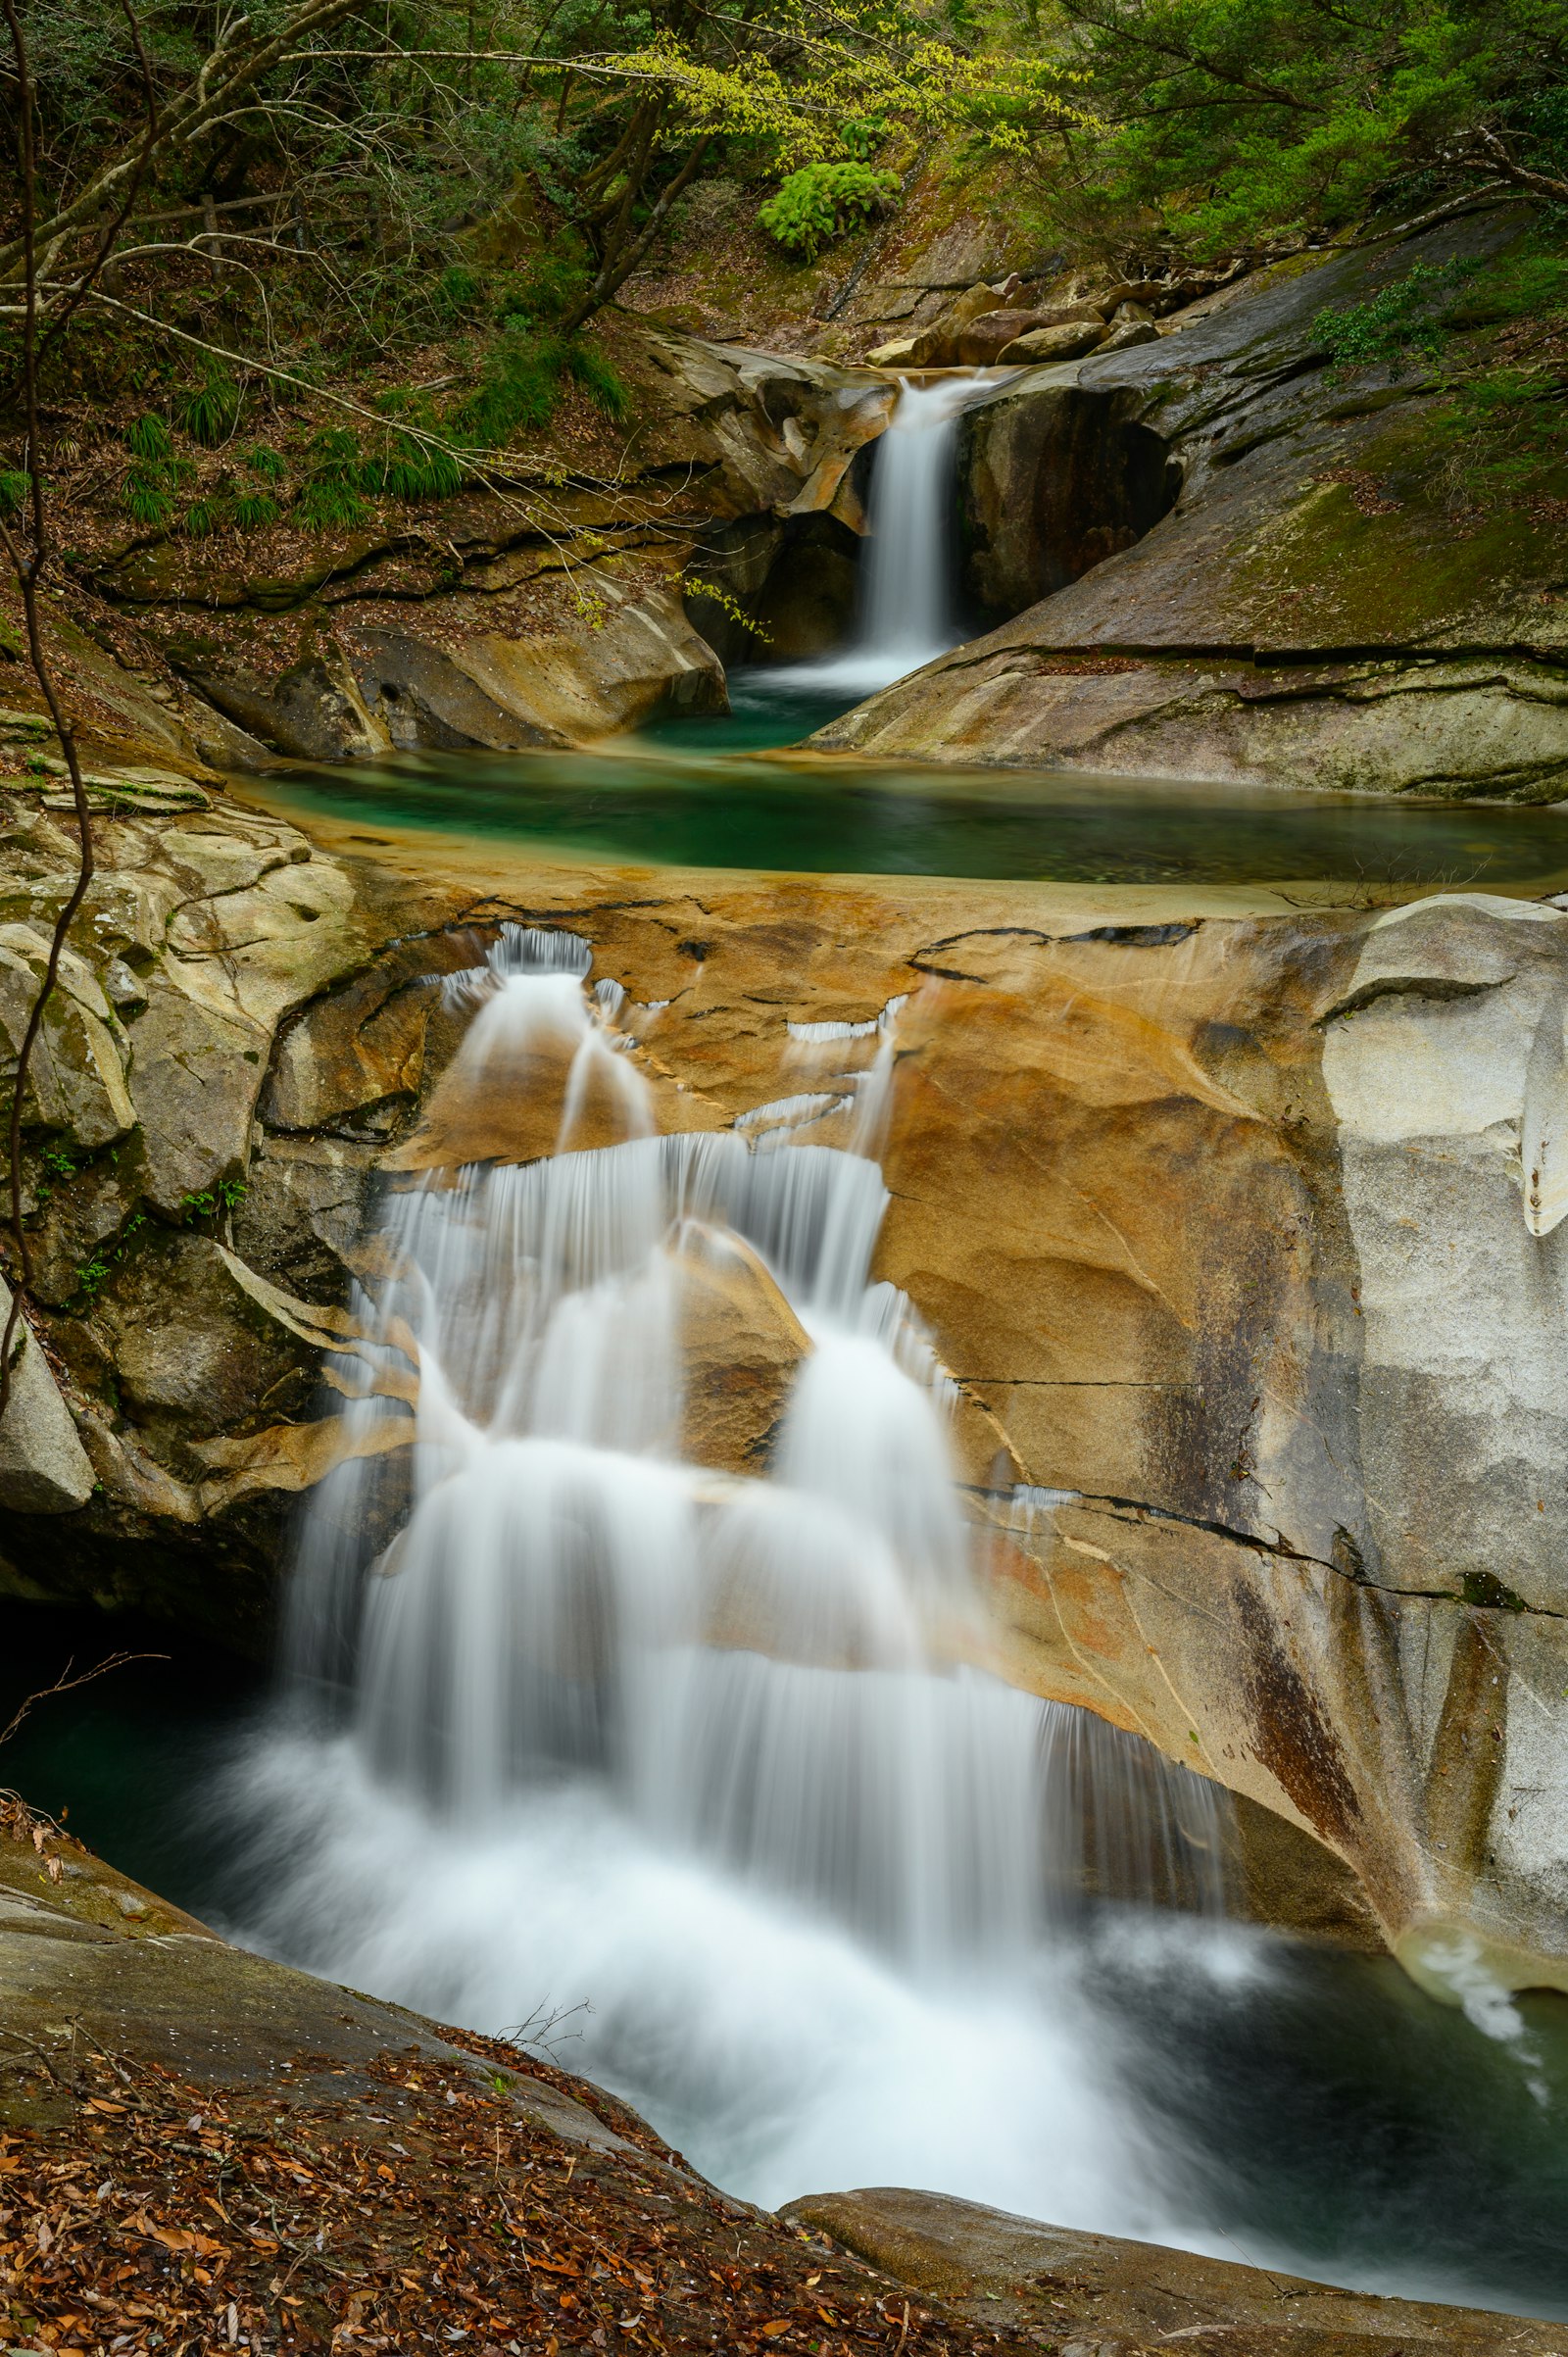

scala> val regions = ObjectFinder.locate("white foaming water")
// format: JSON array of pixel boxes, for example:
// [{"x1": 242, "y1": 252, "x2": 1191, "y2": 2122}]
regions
[
  {"x1": 239, "y1": 923, "x2": 1234, "y2": 2233},
  {"x1": 740, "y1": 375, "x2": 985, "y2": 707}
]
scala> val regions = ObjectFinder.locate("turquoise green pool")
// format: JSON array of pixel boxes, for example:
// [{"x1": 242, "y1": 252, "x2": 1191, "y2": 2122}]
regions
[{"x1": 248, "y1": 672, "x2": 1568, "y2": 890}]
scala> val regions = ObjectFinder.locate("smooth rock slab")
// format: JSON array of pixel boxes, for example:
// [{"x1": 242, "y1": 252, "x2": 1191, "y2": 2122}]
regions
[{"x1": 785, "y1": 2185, "x2": 1566, "y2": 2353}]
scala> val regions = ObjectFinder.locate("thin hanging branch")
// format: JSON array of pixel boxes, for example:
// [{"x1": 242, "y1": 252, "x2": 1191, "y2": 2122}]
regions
[{"x1": 0, "y1": 0, "x2": 109, "y2": 1425}]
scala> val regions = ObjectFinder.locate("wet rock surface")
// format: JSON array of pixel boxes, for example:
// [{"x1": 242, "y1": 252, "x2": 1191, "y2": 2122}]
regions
[
  {"x1": 819, "y1": 206, "x2": 1568, "y2": 796},
  {"x1": 784, "y1": 2186, "x2": 1565, "y2": 2353}
]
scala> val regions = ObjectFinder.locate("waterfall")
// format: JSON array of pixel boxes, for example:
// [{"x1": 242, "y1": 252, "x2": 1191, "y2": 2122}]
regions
[
  {"x1": 849, "y1": 375, "x2": 977, "y2": 684},
  {"x1": 237, "y1": 923, "x2": 1231, "y2": 2225},
  {"x1": 744, "y1": 374, "x2": 983, "y2": 708}
]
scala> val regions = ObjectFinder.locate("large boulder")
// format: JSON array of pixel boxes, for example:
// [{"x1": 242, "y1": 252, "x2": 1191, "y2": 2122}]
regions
[
  {"x1": 0, "y1": 1276, "x2": 94, "y2": 1513},
  {"x1": 783, "y1": 2186, "x2": 1562, "y2": 2353}
]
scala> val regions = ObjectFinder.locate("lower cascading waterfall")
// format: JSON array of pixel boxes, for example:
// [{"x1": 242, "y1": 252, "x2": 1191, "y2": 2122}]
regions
[{"x1": 238, "y1": 922, "x2": 1234, "y2": 2225}]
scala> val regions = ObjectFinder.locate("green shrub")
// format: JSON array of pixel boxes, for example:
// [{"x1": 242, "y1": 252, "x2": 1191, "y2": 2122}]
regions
[
  {"x1": 0, "y1": 469, "x2": 30, "y2": 515},
  {"x1": 295, "y1": 427, "x2": 370, "y2": 529},
  {"x1": 246, "y1": 444, "x2": 288, "y2": 483},
  {"x1": 179, "y1": 366, "x2": 240, "y2": 447},
  {"x1": 232, "y1": 489, "x2": 281, "y2": 532},
  {"x1": 841, "y1": 115, "x2": 888, "y2": 161},
  {"x1": 1314, "y1": 263, "x2": 1463, "y2": 372},
  {"x1": 758, "y1": 162, "x2": 899, "y2": 261}
]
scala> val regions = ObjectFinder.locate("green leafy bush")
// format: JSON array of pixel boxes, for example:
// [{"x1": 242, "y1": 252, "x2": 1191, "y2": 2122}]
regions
[
  {"x1": 1315, "y1": 264, "x2": 1462, "y2": 371},
  {"x1": 841, "y1": 115, "x2": 889, "y2": 160},
  {"x1": 179, "y1": 366, "x2": 240, "y2": 447},
  {"x1": 0, "y1": 470, "x2": 30, "y2": 515},
  {"x1": 295, "y1": 426, "x2": 371, "y2": 529},
  {"x1": 758, "y1": 162, "x2": 899, "y2": 260},
  {"x1": 232, "y1": 489, "x2": 281, "y2": 531}
]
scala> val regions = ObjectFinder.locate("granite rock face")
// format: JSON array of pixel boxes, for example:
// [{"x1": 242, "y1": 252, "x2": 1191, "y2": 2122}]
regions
[
  {"x1": 3, "y1": 796, "x2": 1568, "y2": 1992},
  {"x1": 818, "y1": 205, "x2": 1568, "y2": 797}
]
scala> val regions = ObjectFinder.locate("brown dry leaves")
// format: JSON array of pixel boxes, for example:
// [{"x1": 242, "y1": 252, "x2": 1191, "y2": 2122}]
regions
[{"x1": 0, "y1": 2030, "x2": 1042, "y2": 2357}]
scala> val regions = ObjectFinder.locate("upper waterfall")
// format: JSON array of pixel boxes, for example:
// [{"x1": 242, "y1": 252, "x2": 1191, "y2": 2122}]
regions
[{"x1": 748, "y1": 373, "x2": 985, "y2": 708}]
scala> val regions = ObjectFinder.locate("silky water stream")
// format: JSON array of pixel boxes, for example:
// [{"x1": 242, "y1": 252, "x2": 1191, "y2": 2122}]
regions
[{"x1": 226, "y1": 922, "x2": 1231, "y2": 2234}]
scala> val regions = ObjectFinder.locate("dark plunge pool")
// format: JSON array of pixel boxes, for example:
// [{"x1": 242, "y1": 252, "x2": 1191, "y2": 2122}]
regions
[
  {"x1": 241, "y1": 673, "x2": 1568, "y2": 893},
  {"x1": 5, "y1": 1610, "x2": 1567, "y2": 2325}
]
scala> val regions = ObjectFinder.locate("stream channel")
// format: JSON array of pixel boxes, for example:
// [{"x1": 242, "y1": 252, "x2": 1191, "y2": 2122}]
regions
[{"x1": 7, "y1": 374, "x2": 1568, "y2": 2327}]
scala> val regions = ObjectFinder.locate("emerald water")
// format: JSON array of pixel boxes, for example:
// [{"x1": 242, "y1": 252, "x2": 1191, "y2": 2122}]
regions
[
  {"x1": 257, "y1": 735, "x2": 1568, "y2": 890},
  {"x1": 247, "y1": 672, "x2": 1568, "y2": 894}
]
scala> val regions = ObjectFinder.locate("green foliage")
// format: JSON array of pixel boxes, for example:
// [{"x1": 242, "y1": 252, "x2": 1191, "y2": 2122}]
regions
[
  {"x1": 181, "y1": 495, "x2": 227, "y2": 537},
  {"x1": 437, "y1": 264, "x2": 485, "y2": 321},
  {"x1": 564, "y1": 340, "x2": 631, "y2": 421},
  {"x1": 457, "y1": 322, "x2": 634, "y2": 445},
  {"x1": 0, "y1": 470, "x2": 30, "y2": 516},
  {"x1": 363, "y1": 433, "x2": 465, "y2": 502},
  {"x1": 124, "y1": 414, "x2": 172, "y2": 464},
  {"x1": 232, "y1": 490, "x2": 282, "y2": 532},
  {"x1": 295, "y1": 427, "x2": 371, "y2": 530},
  {"x1": 33, "y1": 1143, "x2": 77, "y2": 1206},
  {"x1": 459, "y1": 327, "x2": 567, "y2": 442},
  {"x1": 179, "y1": 1176, "x2": 248, "y2": 1227},
  {"x1": 178, "y1": 367, "x2": 241, "y2": 448},
  {"x1": 841, "y1": 114, "x2": 890, "y2": 160},
  {"x1": 122, "y1": 412, "x2": 188, "y2": 531},
  {"x1": 246, "y1": 445, "x2": 288, "y2": 484},
  {"x1": 73, "y1": 1208, "x2": 146, "y2": 1307},
  {"x1": 1022, "y1": 0, "x2": 1568, "y2": 256},
  {"x1": 1316, "y1": 263, "x2": 1463, "y2": 370},
  {"x1": 496, "y1": 248, "x2": 592, "y2": 325},
  {"x1": 758, "y1": 161, "x2": 900, "y2": 258},
  {"x1": 685, "y1": 576, "x2": 772, "y2": 640}
]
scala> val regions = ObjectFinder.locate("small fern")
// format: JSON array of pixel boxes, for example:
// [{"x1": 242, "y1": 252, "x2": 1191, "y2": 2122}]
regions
[
  {"x1": 182, "y1": 496, "x2": 227, "y2": 537},
  {"x1": 125, "y1": 413, "x2": 172, "y2": 463},
  {"x1": 179, "y1": 367, "x2": 240, "y2": 447},
  {"x1": 0, "y1": 470, "x2": 30, "y2": 515},
  {"x1": 232, "y1": 489, "x2": 281, "y2": 531}
]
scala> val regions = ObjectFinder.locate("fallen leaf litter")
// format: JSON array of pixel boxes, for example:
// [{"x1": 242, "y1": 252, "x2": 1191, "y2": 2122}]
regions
[{"x1": 0, "y1": 2021, "x2": 1052, "y2": 2357}]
